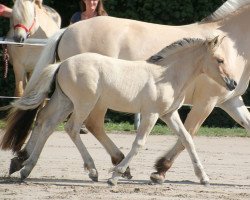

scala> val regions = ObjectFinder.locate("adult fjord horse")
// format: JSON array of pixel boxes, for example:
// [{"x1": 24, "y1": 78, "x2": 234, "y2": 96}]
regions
[
  {"x1": 7, "y1": 0, "x2": 61, "y2": 96},
  {"x1": 1, "y1": 0, "x2": 250, "y2": 183},
  {"x1": 3, "y1": 37, "x2": 237, "y2": 185}
]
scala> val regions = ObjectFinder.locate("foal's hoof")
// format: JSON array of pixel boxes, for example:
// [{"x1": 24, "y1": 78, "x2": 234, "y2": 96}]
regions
[
  {"x1": 9, "y1": 157, "x2": 24, "y2": 175},
  {"x1": 150, "y1": 172, "x2": 165, "y2": 184},
  {"x1": 122, "y1": 167, "x2": 133, "y2": 180},
  {"x1": 89, "y1": 169, "x2": 98, "y2": 182},
  {"x1": 200, "y1": 179, "x2": 210, "y2": 187},
  {"x1": 107, "y1": 178, "x2": 118, "y2": 186},
  {"x1": 20, "y1": 169, "x2": 30, "y2": 181}
]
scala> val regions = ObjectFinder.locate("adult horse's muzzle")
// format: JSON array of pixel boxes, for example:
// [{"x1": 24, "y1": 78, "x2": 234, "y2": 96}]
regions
[{"x1": 223, "y1": 76, "x2": 237, "y2": 91}]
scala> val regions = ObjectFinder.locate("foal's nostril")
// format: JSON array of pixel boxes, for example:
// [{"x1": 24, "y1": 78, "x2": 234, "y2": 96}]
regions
[
  {"x1": 226, "y1": 78, "x2": 237, "y2": 91},
  {"x1": 232, "y1": 80, "x2": 237, "y2": 88}
]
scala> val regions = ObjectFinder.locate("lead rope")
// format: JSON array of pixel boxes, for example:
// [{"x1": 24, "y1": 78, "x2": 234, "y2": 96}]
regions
[{"x1": 2, "y1": 44, "x2": 9, "y2": 79}]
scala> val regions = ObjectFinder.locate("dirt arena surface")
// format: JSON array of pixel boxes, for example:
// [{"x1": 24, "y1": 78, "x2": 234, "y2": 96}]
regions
[{"x1": 0, "y1": 131, "x2": 250, "y2": 200}]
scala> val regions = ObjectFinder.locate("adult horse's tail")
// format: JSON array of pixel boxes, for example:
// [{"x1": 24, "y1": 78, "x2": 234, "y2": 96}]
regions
[{"x1": 0, "y1": 29, "x2": 65, "y2": 153}]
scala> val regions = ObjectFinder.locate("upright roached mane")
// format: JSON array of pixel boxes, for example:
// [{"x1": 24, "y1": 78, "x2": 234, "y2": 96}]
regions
[{"x1": 147, "y1": 38, "x2": 204, "y2": 63}]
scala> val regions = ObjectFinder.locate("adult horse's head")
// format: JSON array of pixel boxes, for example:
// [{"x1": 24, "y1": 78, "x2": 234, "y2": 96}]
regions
[
  {"x1": 203, "y1": 36, "x2": 238, "y2": 91},
  {"x1": 12, "y1": 0, "x2": 42, "y2": 42}
]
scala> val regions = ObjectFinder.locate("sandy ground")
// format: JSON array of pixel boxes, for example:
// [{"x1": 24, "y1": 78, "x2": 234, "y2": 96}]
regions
[{"x1": 0, "y1": 131, "x2": 250, "y2": 200}]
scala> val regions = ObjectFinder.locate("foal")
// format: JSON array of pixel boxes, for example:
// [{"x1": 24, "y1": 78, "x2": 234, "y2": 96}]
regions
[{"x1": 1, "y1": 37, "x2": 237, "y2": 185}]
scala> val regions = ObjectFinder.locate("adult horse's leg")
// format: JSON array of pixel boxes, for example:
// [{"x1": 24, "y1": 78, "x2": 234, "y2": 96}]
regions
[
  {"x1": 108, "y1": 113, "x2": 159, "y2": 186},
  {"x1": 13, "y1": 62, "x2": 25, "y2": 97},
  {"x1": 20, "y1": 89, "x2": 73, "y2": 180},
  {"x1": 219, "y1": 96, "x2": 250, "y2": 130},
  {"x1": 150, "y1": 101, "x2": 216, "y2": 184},
  {"x1": 85, "y1": 106, "x2": 132, "y2": 179},
  {"x1": 158, "y1": 111, "x2": 210, "y2": 185}
]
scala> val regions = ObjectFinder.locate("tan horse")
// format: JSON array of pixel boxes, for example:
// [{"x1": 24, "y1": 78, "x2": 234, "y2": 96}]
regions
[
  {"x1": 7, "y1": 0, "x2": 61, "y2": 96},
  {"x1": 1, "y1": 37, "x2": 237, "y2": 185},
  {"x1": 2, "y1": 0, "x2": 250, "y2": 183}
]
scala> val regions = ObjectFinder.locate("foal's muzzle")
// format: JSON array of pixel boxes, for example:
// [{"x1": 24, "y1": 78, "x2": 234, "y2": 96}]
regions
[{"x1": 223, "y1": 76, "x2": 237, "y2": 91}]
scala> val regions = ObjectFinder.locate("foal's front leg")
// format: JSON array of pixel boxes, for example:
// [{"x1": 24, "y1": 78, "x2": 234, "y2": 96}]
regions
[
  {"x1": 153, "y1": 111, "x2": 210, "y2": 185},
  {"x1": 151, "y1": 100, "x2": 216, "y2": 183},
  {"x1": 108, "y1": 113, "x2": 159, "y2": 186}
]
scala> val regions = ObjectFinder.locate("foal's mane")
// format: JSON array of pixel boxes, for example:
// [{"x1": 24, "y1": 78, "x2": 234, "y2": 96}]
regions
[
  {"x1": 202, "y1": 0, "x2": 250, "y2": 23},
  {"x1": 147, "y1": 38, "x2": 204, "y2": 64}
]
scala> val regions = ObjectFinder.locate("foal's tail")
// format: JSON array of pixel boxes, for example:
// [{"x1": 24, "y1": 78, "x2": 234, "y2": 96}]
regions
[
  {"x1": 0, "y1": 63, "x2": 61, "y2": 153},
  {"x1": 0, "y1": 29, "x2": 65, "y2": 153}
]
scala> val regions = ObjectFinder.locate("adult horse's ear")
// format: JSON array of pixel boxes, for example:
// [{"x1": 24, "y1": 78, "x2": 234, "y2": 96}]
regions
[{"x1": 35, "y1": 0, "x2": 43, "y2": 8}]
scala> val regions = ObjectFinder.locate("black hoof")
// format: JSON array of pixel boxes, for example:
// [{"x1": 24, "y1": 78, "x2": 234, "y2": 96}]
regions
[
  {"x1": 9, "y1": 157, "x2": 24, "y2": 175},
  {"x1": 201, "y1": 180, "x2": 210, "y2": 187},
  {"x1": 89, "y1": 175, "x2": 98, "y2": 182},
  {"x1": 107, "y1": 178, "x2": 117, "y2": 186},
  {"x1": 122, "y1": 167, "x2": 133, "y2": 180},
  {"x1": 20, "y1": 171, "x2": 28, "y2": 181}
]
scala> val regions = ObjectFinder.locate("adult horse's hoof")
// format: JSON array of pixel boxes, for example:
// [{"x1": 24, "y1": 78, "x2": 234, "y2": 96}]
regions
[
  {"x1": 122, "y1": 167, "x2": 133, "y2": 180},
  {"x1": 107, "y1": 178, "x2": 118, "y2": 186},
  {"x1": 88, "y1": 169, "x2": 98, "y2": 182},
  {"x1": 9, "y1": 157, "x2": 24, "y2": 175},
  {"x1": 150, "y1": 172, "x2": 165, "y2": 184}
]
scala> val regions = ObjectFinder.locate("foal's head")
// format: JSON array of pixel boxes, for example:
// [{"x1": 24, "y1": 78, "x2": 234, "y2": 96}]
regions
[
  {"x1": 202, "y1": 36, "x2": 237, "y2": 91},
  {"x1": 147, "y1": 36, "x2": 237, "y2": 91},
  {"x1": 11, "y1": 0, "x2": 42, "y2": 42}
]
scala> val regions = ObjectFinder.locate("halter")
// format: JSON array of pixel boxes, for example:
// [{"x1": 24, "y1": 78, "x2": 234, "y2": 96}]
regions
[{"x1": 13, "y1": 9, "x2": 36, "y2": 38}]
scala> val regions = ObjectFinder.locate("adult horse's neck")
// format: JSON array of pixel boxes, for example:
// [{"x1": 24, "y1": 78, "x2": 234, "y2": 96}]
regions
[
  {"x1": 33, "y1": 5, "x2": 59, "y2": 38},
  {"x1": 216, "y1": 5, "x2": 250, "y2": 95},
  {"x1": 218, "y1": 5, "x2": 250, "y2": 57}
]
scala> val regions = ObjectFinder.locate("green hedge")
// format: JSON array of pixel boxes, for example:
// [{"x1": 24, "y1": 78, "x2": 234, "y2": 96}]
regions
[{"x1": 0, "y1": 0, "x2": 248, "y2": 128}]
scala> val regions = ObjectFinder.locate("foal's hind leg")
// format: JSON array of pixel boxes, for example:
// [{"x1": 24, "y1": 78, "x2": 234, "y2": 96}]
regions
[
  {"x1": 20, "y1": 91, "x2": 73, "y2": 180},
  {"x1": 65, "y1": 104, "x2": 98, "y2": 182},
  {"x1": 85, "y1": 106, "x2": 132, "y2": 179},
  {"x1": 9, "y1": 105, "x2": 45, "y2": 175}
]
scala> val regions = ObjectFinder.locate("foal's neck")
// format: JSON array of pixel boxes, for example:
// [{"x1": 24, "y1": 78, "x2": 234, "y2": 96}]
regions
[{"x1": 164, "y1": 49, "x2": 203, "y2": 93}]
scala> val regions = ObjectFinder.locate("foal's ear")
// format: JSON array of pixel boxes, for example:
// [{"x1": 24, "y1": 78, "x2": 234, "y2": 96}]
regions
[
  {"x1": 35, "y1": 0, "x2": 43, "y2": 8},
  {"x1": 207, "y1": 35, "x2": 225, "y2": 51}
]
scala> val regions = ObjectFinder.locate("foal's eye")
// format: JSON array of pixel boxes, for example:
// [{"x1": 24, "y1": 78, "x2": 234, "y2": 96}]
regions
[{"x1": 217, "y1": 58, "x2": 224, "y2": 64}]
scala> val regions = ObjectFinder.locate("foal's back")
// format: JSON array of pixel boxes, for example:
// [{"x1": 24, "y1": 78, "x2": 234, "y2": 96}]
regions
[{"x1": 57, "y1": 53, "x2": 159, "y2": 113}]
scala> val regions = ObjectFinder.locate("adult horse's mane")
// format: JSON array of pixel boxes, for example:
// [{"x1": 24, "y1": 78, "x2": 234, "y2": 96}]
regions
[
  {"x1": 203, "y1": 0, "x2": 250, "y2": 22},
  {"x1": 147, "y1": 38, "x2": 204, "y2": 64}
]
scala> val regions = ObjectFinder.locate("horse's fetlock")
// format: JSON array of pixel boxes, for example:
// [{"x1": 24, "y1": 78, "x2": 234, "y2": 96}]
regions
[{"x1": 155, "y1": 157, "x2": 172, "y2": 173}]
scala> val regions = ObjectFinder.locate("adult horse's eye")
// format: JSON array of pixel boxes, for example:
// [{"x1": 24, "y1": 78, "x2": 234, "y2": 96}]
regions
[{"x1": 217, "y1": 58, "x2": 224, "y2": 64}]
